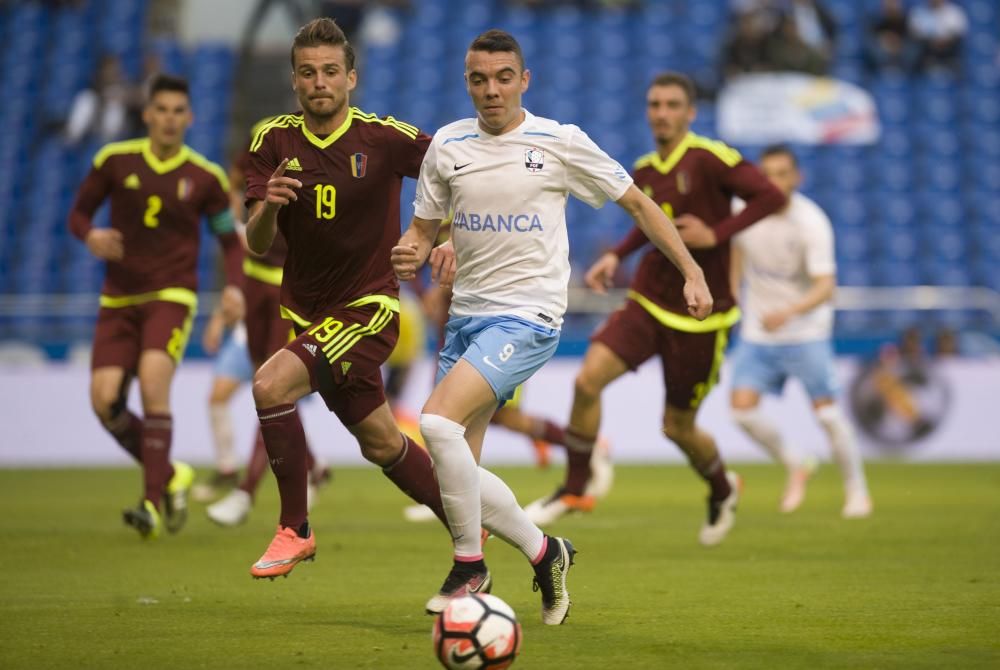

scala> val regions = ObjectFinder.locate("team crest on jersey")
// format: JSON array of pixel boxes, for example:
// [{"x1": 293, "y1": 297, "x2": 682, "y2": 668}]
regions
[
  {"x1": 350, "y1": 153, "x2": 367, "y2": 178},
  {"x1": 124, "y1": 173, "x2": 141, "y2": 189},
  {"x1": 676, "y1": 171, "x2": 690, "y2": 194},
  {"x1": 177, "y1": 177, "x2": 193, "y2": 200},
  {"x1": 524, "y1": 147, "x2": 544, "y2": 172}
]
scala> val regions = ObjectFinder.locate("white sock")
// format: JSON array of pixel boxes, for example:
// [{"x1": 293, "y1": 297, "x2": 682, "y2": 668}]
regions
[
  {"x1": 420, "y1": 413, "x2": 483, "y2": 560},
  {"x1": 732, "y1": 407, "x2": 797, "y2": 470},
  {"x1": 479, "y1": 468, "x2": 546, "y2": 563},
  {"x1": 209, "y1": 403, "x2": 237, "y2": 473},
  {"x1": 816, "y1": 404, "x2": 868, "y2": 495}
]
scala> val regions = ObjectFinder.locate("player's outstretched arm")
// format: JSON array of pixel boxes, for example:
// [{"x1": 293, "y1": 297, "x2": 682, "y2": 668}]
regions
[
  {"x1": 393, "y1": 216, "x2": 443, "y2": 282},
  {"x1": 245, "y1": 158, "x2": 301, "y2": 255},
  {"x1": 616, "y1": 184, "x2": 713, "y2": 319}
]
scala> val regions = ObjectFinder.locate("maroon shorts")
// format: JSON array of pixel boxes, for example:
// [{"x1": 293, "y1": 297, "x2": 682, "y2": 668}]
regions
[
  {"x1": 285, "y1": 302, "x2": 399, "y2": 426},
  {"x1": 591, "y1": 299, "x2": 730, "y2": 410},
  {"x1": 91, "y1": 300, "x2": 194, "y2": 372},
  {"x1": 243, "y1": 277, "x2": 292, "y2": 366}
]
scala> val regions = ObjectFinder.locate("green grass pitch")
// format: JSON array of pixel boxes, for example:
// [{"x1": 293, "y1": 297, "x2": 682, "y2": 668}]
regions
[{"x1": 1, "y1": 463, "x2": 997, "y2": 669}]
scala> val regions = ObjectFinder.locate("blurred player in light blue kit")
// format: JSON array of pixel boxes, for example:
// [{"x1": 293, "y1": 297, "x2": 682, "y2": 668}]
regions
[{"x1": 729, "y1": 145, "x2": 872, "y2": 518}]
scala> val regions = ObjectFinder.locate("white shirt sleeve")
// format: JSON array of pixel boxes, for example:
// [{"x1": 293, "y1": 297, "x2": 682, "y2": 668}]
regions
[
  {"x1": 804, "y1": 205, "x2": 836, "y2": 277},
  {"x1": 413, "y1": 137, "x2": 450, "y2": 220},
  {"x1": 564, "y1": 127, "x2": 633, "y2": 209}
]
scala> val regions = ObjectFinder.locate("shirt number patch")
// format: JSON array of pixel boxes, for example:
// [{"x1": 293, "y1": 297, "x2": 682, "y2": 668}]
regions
[
  {"x1": 314, "y1": 184, "x2": 337, "y2": 220},
  {"x1": 144, "y1": 195, "x2": 162, "y2": 228}
]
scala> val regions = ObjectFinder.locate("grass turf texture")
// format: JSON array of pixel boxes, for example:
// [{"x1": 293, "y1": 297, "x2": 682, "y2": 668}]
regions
[{"x1": 1, "y1": 463, "x2": 997, "y2": 669}]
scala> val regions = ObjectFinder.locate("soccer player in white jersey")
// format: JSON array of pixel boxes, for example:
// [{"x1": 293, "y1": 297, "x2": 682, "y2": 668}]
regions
[
  {"x1": 392, "y1": 30, "x2": 713, "y2": 624},
  {"x1": 730, "y1": 145, "x2": 872, "y2": 518}
]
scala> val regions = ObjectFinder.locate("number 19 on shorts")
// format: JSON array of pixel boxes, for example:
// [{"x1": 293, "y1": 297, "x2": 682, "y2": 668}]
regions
[{"x1": 314, "y1": 184, "x2": 336, "y2": 220}]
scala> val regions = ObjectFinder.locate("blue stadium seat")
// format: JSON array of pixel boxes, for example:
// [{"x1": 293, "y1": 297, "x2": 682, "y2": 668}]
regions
[
  {"x1": 838, "y1": 261, "x2": 873, "y2": 287},
  {"x1": 836, "y1": 227, "x2": 869, "y2": 262},
  {"x1": 875, "y1": 261, "x2": 921, "y2": 287},
  {"x1": 920, "y1": 259, "x2": 972, "y2": 286}
]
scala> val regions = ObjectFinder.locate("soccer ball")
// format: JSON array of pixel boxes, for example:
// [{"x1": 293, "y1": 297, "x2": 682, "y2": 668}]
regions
[{"x1": 432, "y1": 593, "x2": 522, "y2": 669}]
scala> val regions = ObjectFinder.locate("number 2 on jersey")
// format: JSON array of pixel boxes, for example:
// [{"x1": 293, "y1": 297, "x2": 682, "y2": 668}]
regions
[
  {"x1": 314, "y1": 184, "x2": 336, "y2": 220},
  {"x1": 144, "y1": 195, "x2": 162, "y2": 228}
]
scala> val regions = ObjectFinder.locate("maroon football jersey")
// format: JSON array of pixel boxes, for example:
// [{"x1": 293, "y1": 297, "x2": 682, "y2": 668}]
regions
[
  {"x1": 69, "y1": 138, "x2": 241, "y2": 295},
  {"x1": 244, "y1": 108, "x2": 431, "y2": 324},
  {"x1": 612, "y1": 132, "x2": 786, "y2": 318}
]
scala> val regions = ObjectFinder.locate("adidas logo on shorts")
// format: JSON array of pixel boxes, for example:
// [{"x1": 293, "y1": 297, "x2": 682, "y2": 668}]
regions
[{"x1": 304, "y1": 343, "x2": 317, "y2": 356}]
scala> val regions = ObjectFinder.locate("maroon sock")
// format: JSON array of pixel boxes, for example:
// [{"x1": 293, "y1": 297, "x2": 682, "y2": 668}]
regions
[
  {"x1": 305, "y1": 445, "x2": 317, "y2": 473},
  {"x1": 105, "y1": 409, "x2": 143, "y2": 463},
  {"x1": 563, "y1": 428, "x2": 595, "y2": 496},
  {"x1": 141, "y1": 414, "x2": 174, "y2": 507},
  {"x1": 239, "y1": 429, "x2": 269, "y2": 497},
  {"x1": 258, "y1": 404, "x2": 309, "y2": 529},
  {"x1": 698, "y1": 458, "x2": 733, "y2": 502},
  {"x1": 539, "y1": 420, "x2": 569, "y2": 448},
  {"x1": 382, "y1": 434, "x2": 449, "y2": 529}
]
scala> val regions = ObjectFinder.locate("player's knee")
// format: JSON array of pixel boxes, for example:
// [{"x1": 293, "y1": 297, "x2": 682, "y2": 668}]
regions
[
  {"x1": 815, "y1": 403, "x2": 849, "y2": 434},
  {"x1": 573, "y1": 370, "x2": 604, "y2": 402},
  {"x1": 90, "y1": 388, "x2": 117, "y2": 424},
  {"x1": 251, "y1": 368, "x2": 283, "y2": 407},
  {"x1": 662, "y1": 415, "x2": 695, "y2": 445},
  {"x1": 419, "y1": 413, "x2": 465, "y2": 456},
  {"x1": 731, "y1": 407, "x2": 759, "y2": 431}
]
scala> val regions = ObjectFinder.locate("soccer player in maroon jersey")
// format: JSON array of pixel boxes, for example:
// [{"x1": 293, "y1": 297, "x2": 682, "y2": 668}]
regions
[
  {"x1": 525, "y1": 72, "x2": 786, "y2": 546},
  {"x1": 68, "y1": 74, "x2": 245, "y2": 539},
  {"x1": 242, "y1": 18, "x2": 453, "y2": 579}
]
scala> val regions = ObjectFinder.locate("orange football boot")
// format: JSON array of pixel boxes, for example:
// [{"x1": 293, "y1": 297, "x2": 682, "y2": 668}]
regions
[{"x1": 250, "y1": 526, "x2": 316, "y2": 580}]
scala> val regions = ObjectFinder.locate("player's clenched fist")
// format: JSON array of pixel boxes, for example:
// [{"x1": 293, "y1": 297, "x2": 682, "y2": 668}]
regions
[
  {"x1": 391, "y1": 242, "x2": 422, "y2": 281},
  {"x1": 266, "y1": 158, "x2": 302, "y2": 207},
  {"x1": 85, "y1": 228, "x2": 124, "y2": 261},
  {"x1": 683, "y1": 272, "x2": 714, "y2": 320}
]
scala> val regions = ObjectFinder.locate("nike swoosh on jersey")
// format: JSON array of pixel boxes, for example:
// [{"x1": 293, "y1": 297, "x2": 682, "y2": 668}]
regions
[
  {"x1": 482, "y1": 356, "x2": 503, "y2": 372},
  {"x1": 454, "y1": 162, "x2": 472, "y2": 171}
]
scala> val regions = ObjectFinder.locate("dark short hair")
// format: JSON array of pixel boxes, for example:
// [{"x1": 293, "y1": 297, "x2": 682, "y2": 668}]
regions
[
  {"x1": 468, "y1": 29, "x2": 524, "y2": 70},
  {"x1": 291, "y1": 17, "x2": 355, "y2": 70},
  {"x1": 148, "y1": 74, "x2": 189, "y2": 101},
  {"x1": 760, "y1": 143, "x2": 799, "y2": 167},
  {"x1": 648, "y1": 71, "x2": 696, "y2": 103}
]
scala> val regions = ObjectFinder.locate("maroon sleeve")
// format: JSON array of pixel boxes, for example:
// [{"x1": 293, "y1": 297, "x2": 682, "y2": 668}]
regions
[
  {"x1": 711, "y1": 159, "x2": 787, "y2": 244},
  {"x1": 611, "y1": 225, "x2": 651, "y2": 259},
  {"x1": 217, "y1": 232, "x2": 244, "y2": 288},
  {"x1": 392, "y1": 125, "x2": 432, "y2": 178},
  {"x1": 203, "y1": 172, "x2": 231, "y2": 218},
  {"x1": 244, "y1": 132, "x2": 279, "y2": 207},
  {"x1": 68, "y1": 164, "x2": 113, "y2": 241},
  {"x1": 202, "y1": 172, "x2": 244, "y2": 289}
]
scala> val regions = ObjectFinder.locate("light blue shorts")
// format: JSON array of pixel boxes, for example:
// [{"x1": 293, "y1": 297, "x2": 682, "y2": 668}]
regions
[
  {"x1": 730, "y1": 339, "x2": 838, "y2": 400},
  {"x1": 213, "y1": 331, "x2": 254, "y2": 383},
  {"x1": 436, "y1": 315, "x2": 560, "y2": 405}
]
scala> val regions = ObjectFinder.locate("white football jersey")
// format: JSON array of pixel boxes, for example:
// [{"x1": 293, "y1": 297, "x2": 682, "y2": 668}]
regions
[
  {"x1": 733, "y1": 192, "x2": 837, "y2": 344},
  {"x1": 414, "y1": 110, "x2": 632, "y2": 328}
]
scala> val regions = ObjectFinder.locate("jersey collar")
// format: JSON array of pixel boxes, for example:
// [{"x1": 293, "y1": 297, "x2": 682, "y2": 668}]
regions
[
  {"x1": 646, "y1": 132, "x2": 694, "y2": 175},
  {"x1": 299, "y1": 107, "x2": 355, "y2": 149},
  {"x1": 140, "y1": 139, "x2": 191, "y2": 174},
  {"x1": 475, "y1": 108, "x2": 531, "y2": 140}
]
